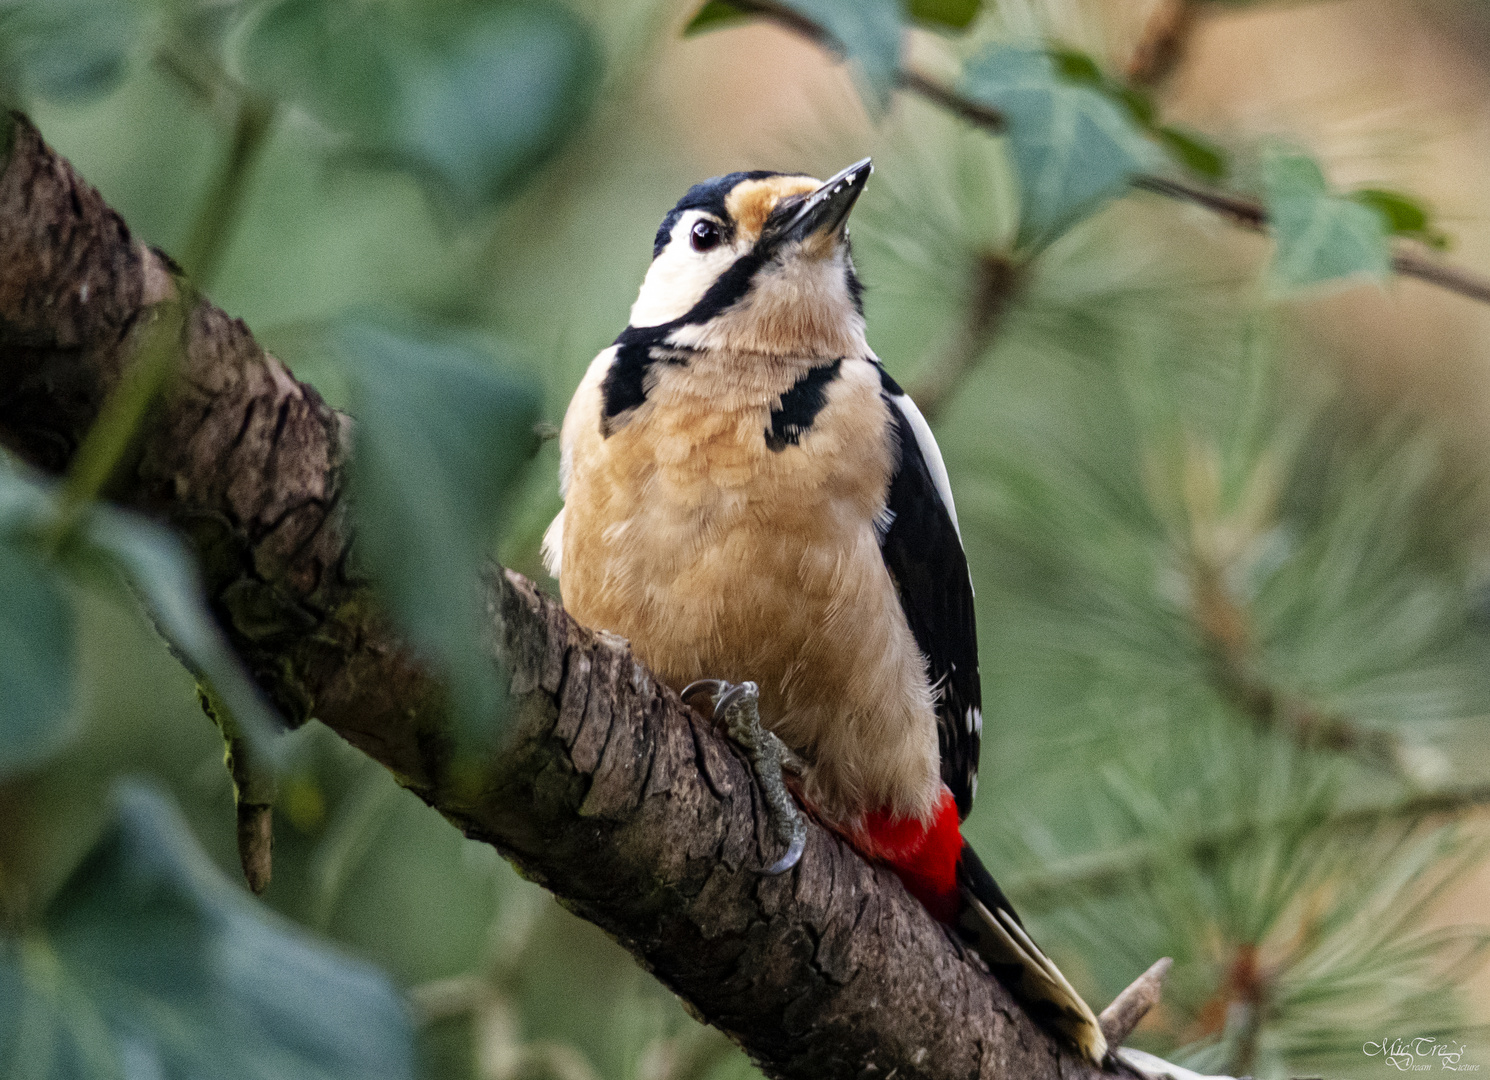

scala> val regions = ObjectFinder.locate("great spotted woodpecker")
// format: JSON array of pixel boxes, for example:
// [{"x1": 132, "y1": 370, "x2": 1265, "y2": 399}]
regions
[{"x1": 543, "y1": 159, "x2": 1108, "y2": 1065}]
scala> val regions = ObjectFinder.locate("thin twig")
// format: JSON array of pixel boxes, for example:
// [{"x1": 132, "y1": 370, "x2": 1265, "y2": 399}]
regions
[
  {"x1": 1009, "y1": 783, "x2": 1490, "y2": 907},
  {"x1": 180, "y1": 96, "x2": 276, "y2": 289},
  {"x1": 1185, "y1": 556, "x2": 1410, "y2": 777},
  {"x1": 907, "y1": 253, "x2": 1021, "y2": 421},
  {"x1": 724, "y1": 0, "x2": 831, "y2": 46},
  {"x1": 1129, "y1": 179, "x2": 1490, "y2": 309},
  {"x1": 1391, "y1": 247, "x2": 1490, "y2": 305},
  {"x1": 896, "y1": 69, "x2": 1006, "y2": 131},
  {"x1": 1099, "y1": 957, "x2": 1173, "y2": 1047},
  {"x1": 727, "y1": 3, "x2": 1490, "y2": 308},
  {"x1": 1126, "y1": 0, "x2": 1195, "y2": 87},
  {"x1": 1130, "y1": 175, "x2": 1267, "y2": 231}
]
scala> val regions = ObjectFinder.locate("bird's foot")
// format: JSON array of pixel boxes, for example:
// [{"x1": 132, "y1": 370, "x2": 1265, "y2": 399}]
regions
[{"x1": 682, "y1": 679, "x2": 806, "y2": 875}]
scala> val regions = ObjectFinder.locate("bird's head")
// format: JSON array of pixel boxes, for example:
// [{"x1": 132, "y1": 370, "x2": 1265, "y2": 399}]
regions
[{"x1": 626, "y1": 158, "x2": 872, "y2": 358}]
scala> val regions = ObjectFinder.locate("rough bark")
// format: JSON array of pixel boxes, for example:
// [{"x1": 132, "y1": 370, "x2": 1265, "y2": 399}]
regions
[{"x1": 0, "y1": 114, "x2": 1109, "y2": 1080}]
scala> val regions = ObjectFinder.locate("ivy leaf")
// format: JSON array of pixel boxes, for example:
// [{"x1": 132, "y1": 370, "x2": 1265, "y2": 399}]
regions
[
  {"x1": 905, "y1": 0, "x2": 980, "y2": 31},
  {"x1": 684, "y1": 0, "x2": 902, "y2": 110},
  {"x1": 1262, "y1": 151, "x2": 1391, "y2": 291},
  {"x1": 1111, "y1": 86, "x2": 1156, "y2": 129},
  {"x1": 337, "y1": 321, "x2": 541, "y2": 743},
  {"x1": 963, "y1": 45, "x2": 1161, "y2": 246},
  {"x1": 0, "y1": 782, "x2": 414, "y2": 1080},
  {"x1": 684, "y1": 0, "x2": 754, "y2": 33},
  {"x1": 240, "y1": 0, "x2": 401, "y2": 141},
  {"x1": 394, "y1": 4, "x2": 600, "y2": 209},
  {"x1": 1351, "y1": 188, "x2": 1426, "y2": 234},
  {"x1": 1157, "y1": 126, "x2": 1228, "y2": 181},
  {"x1": 0, "y1": 542, "x2": 77, "y2": 777},
  {"x1": 84, "y1": 508, "x2": 286, "y2": 761},
  {"x1": 0, "y1": 0, "x2": 144, "y2": 105},
  {"x1": 0, "y1": 468, "x2": 284, "y2": 764},
  {"x1": 242, "y1": 0, "x2": 600, "y2": 209},
  {"x1": 791, "y1": 0, "x2": 903, "y2": 108},
  {"x1": 1048, "y1": 48, "x2": 1103, "y2": 87},
  {"x1": 1349, "y1": 188, "x2": 1448, "y2": 249}
]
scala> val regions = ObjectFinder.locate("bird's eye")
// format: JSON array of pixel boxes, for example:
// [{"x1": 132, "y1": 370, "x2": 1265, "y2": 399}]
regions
[{"x1": 690, "y1": 219, "x2": 722, "y2": 252}]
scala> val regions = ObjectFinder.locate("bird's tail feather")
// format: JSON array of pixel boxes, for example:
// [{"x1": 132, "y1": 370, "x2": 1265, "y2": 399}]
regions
[{"x1": 955, "y1": 842, "x2": 1109, "y2": 1065}]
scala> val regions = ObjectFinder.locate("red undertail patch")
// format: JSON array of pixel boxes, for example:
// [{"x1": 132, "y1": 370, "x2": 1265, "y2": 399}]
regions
[{"x1": 851, "y1": 787, "x2": 963, "y2": 923}]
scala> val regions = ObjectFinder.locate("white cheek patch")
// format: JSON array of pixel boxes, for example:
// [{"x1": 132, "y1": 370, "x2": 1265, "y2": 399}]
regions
[{"x1": 628, "y1": 211, "x2": 743, "y2": 328}]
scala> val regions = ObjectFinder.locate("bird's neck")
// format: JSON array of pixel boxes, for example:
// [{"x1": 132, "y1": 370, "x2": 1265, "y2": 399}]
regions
[
  {"x1": 654, "y1": 348, "x2": 840, "y2": 413},
  {"x1": 664, "y1": 301, "x2": 867, "y2": 360}
]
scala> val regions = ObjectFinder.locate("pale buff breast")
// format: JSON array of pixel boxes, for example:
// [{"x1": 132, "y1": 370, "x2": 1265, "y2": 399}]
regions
[{"x1": 551, "y1": 352, "x2": 942, "y2": 825}]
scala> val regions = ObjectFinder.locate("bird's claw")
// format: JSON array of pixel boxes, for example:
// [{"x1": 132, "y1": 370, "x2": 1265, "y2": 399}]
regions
[{"x1": 682, "y1": 678, "x2": 807, "y2": 875}]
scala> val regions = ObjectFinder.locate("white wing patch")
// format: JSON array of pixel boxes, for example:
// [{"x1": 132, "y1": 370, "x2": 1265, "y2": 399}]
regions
[
  {"x1": 887, "y1": 392, "x2": 961, "y2": 540},
  {"x1": 541, "y1": 508, "x2": 564, "y2": 579}
]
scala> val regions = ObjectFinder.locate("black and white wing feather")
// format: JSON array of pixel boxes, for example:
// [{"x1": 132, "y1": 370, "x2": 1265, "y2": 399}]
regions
[{"x1": 875, "y1": 368, "x2": 982, "y2": 820}]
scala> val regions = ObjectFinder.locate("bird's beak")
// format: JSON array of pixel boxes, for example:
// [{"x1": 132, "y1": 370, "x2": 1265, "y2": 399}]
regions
[{"x1": 766, "y1": 157, "x2": 873, "y2": 247}]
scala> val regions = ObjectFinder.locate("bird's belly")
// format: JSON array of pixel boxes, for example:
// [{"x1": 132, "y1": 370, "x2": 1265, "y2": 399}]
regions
[
  {"x1": 559, "y1": 413, "x2": 941, "y2": 823},
  {"x1": 564, "y1": 445, "x2": 868, "y2": 690}
]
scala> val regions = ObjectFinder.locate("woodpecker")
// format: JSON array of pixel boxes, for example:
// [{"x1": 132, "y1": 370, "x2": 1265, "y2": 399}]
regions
[{"x1": 543, "y1": 159, "x2": 1108, "y2": 1065}]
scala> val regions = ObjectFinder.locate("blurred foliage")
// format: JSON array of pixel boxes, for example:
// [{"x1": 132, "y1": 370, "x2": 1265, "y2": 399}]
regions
[
  {"x1": 240, "y1": 0, "x2": 600, "y2": 210},
  {"x1": 1262, "y1": 149, "x2": 1391, "y2": 292},
  {"x1": 686, "y1": 0, "x2": 904, "y2": 107},
  {"x1": 339, "y1": 319, "x2": 540, "y2": 743},
  {"x1": 0, "y1": 0, "x2": 146, "y2": 104},
  {"x1": 0, "y1": 541, "x2": 75, "y2": 777},
  {"x1": 1348, "y1": 187, "x2": 1451, "y2": 251},
  {"x1": 0, "y1": 466, "x2": 283, "y2": 765},
  {"x1": 0, "y1": 783, "x2": 414, "y2": 1080},
  {"x1": 906, "y1": 0, "x2": 982, "y2": 31},
  {"x1": 963, "y1": 44, "x2": 1161, "y2": 247},
  {"x1": 2, "y1": 0, "x2": 1490, "y2": 1079}
]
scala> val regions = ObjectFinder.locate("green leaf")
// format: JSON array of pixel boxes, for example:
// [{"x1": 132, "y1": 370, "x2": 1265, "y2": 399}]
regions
[
  {"x1": 84, "y1": 507, "x2": 287, "y2": 762},
  {"x1": 1157, "y1": 126, "x2": 1228, "y2": 180},
  {"x1": 0, "y1": 467, "x2": 284, "y2": 763},
  {"x1": 242, "y1": 0, "x2": 600, "y2": 209},
  {"x1": 1048, "y1": 48, "x2": 1103, "y2": 87},
  {"x1": 1112, "y1": 85, "x2": 1156, "y2": 129},
  {"x1": 683, "y1": 0, "x2": 901, "y2": 109},
  {"x1": 0, "y1": 542, "x2": 77, "y2": 778},
  {"x1": 786, "y1": 0, "x2": 903, "y2": 109},
  {"x1": 1349, "y1": 188, "x2": 1427, "y2": 234},
  {"x1": 1262, "y1": 150, "x2": 1391, "y2": 291},
  {"x1": 394, "y1": 4, "x2": 601, "y2": 208},
  {"x1": 0, "y1": 782, "x2": 414, "y2": 1080},
  {"x1": 963, "y1": 45, "x2": 1161, "y2": 246},
  {"x1": 241, "y1": 0, "x2": 401, "y2": 141},
  {"x1": 0, "y1": 0, "x2": 144, "y2": 105},
  {"x1": 904, "y1": 0, "x2": 980, "y2": 31},
  {"x1": 337, "y1": 321, "x2": 541, "y2": 741},
  {"x1": 684, "y1": 0, "x2": 753, "y2": 33},
  {"x1": 1348, "y1": 188, "x2": 1448, "y2": 247}
]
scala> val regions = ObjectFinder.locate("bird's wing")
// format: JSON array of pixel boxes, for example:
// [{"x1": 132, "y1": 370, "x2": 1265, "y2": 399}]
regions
[{"x1": 876, "y1": 369, "x2": 982, "y2": 820}]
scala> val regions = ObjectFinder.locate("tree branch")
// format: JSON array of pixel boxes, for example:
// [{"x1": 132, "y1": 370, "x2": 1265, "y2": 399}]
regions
[{"x1": 0, "y1": 113, "x2": 1138, "y2": 1080}]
